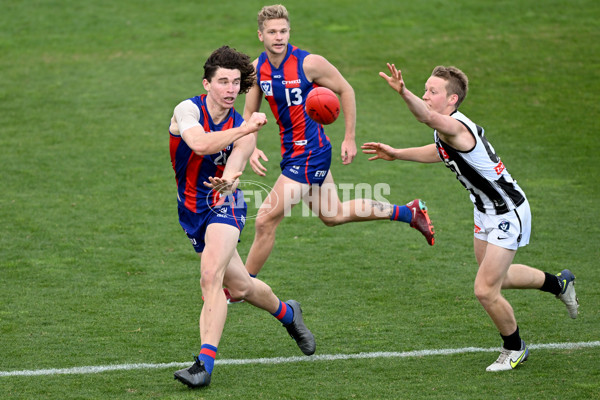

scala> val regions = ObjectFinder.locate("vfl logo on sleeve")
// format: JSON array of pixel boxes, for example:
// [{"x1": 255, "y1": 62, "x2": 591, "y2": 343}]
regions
[{"x1": 260, "y1": 81, "x2": 273, "y2": 96}]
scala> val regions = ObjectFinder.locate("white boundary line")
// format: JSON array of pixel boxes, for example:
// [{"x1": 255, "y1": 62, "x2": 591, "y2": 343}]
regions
[{"x1": 2, "y1": 341, "x2": 599, "y2": 377}]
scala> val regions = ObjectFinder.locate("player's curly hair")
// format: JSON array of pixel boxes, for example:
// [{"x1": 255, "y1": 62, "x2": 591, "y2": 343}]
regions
[
  {"x1": 203, "y1": 46, "x2": 256, "y2": 94},
  {"x1": 431, "y1": 66, "x2": 469, "y2": 109},
  {"x1": 257, "y1": 4, "x2": 289, "y2": 31}
]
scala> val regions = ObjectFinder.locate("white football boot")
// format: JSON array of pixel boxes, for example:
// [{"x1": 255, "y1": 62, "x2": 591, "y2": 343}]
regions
[
  {"x1": 556, "y1": 269, "x2": 579, "y2": 319},
  {"x1": 486, "y1": 340, "x2": 529, "y2": 372}
]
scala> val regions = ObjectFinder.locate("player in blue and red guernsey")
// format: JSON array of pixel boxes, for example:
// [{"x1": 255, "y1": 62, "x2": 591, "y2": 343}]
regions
[
  {"x1": 170, "y1": 46, "x2": 315, "y2": 389},
  {"x1": 242, "y1": 5, "x2": 436, "y2": 278}
]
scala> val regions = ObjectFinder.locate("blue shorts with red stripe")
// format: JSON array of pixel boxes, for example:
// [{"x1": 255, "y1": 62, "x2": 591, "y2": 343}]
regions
[
  {"x1": 280, "y1": 149, "x2": 332, "y2": 185},
  {"x1": 178, "y1": 190, "x2": 247, "y2": 253}
]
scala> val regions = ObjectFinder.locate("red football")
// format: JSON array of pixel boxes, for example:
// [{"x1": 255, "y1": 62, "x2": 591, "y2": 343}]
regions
[{"x1": 305, "y1": 87, "x2": 340, "y2": 125}]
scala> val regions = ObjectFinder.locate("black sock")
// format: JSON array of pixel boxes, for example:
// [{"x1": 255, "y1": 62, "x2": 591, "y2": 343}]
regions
[
  {"x1": 501, "y1": 326, "x2": 522, "y2": 351},
  {"x1": 539, "y1": 272, "x2": 561, "y2": 296}
]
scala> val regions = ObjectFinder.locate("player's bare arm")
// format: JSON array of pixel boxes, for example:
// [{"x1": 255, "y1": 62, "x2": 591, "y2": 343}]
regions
[
  {"x1": 221, "y1": 125, "x2": 260, "y2": 182},
  {"x1": 224, "y1": 113, "x2": 267, "y2": 179},
  {"x1": 381, "y1": 63, "x2": 473, "y2": 151},
  {"x1": 169, "y1": 115, "x2": 180, "y2": 135},
  {"x1": 362, "y1": 142, "x2": 440, "y2": 163},
  {"x1": 304, "y1": 54, "x2": 357, "y2": 164},
  {"x1": 242, "y1": 60, "x2": 263, "y2": 119},
  {"x1": 173, "y1": 101, "x2": 261, "y2": 155},
  {"x1": 203, "y1": 115, "x2": 266, "y2": 195},
  {"x1": 243, "y1": 61, "x2": 270, "y2": 176}
]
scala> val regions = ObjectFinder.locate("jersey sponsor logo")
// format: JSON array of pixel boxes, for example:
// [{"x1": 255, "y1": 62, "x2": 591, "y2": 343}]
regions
[
  {"x1": 294, "y1": 140, "x2": 307, "y2": 146},
  {"x1": 498, "y1": 220, "x2": 510, "y2": 232},
  {"x1": 438, "y1": 146, "x2": 450, "y2": 161},
  {"x1": 260, "y1": 80, "x2": 273, "y2": 96},
  {"x1": 474, "y1": 224, "x2": 482, "y2": 233},
  {"x1": 282, "y1": 79, "x2": 301, "y2": 87},
  {"x1": 314, "y1": 170, "x2": 327, "y2": 178},
  {"x1": 288, "y1": 165, "x2": 300, "y2": 175},
  {"x1": 494, "y1": 160, "x2": 505, "y2": 175}
]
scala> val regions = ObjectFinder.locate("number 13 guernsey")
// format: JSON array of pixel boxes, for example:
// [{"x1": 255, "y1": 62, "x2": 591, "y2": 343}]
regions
[{"x1": 257, "y1": 44, "x2": 332, "y2": 162}]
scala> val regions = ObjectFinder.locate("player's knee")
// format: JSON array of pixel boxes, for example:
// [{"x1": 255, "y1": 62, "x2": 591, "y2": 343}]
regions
[
  {"x1": 254, "y1": 215, "x2": 278, "y2": 235},
  {"x1": 474, "y1": 283, "x2": 496, "y2": 305},
  {"x1": 319, "y1": 214, "x2": 343, "y2": 227},
  {"x1": 200, "y1": 269, "x2": 220, "y2": 290},
  {"x1": 227, "y1": 281, "x2": 251, "y2": 299}
]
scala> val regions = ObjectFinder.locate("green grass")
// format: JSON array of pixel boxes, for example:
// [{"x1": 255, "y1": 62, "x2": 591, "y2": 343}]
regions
[{"x1": 1, "y1": 0, "x2": 599, "y2": 398}]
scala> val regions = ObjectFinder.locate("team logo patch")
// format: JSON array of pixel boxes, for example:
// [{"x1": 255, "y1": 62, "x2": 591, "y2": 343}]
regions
[
  {"x1": 438, "y1": 146, "x2": 450, "y2": 161},
  {"x1": 494, "y1": 160, "x2": 505, "y2": 175},
  {"x1": 498, "y1": 220, "x2": 510, "y2": 232},
  {"x1": 260, "y1": 80, "x2": 273, "y2": 96}
]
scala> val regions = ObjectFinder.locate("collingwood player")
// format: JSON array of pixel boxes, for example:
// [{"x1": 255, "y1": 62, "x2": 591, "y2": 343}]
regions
[{"x1": 362, "y1": 63, "x2": 579, "y2": 372}]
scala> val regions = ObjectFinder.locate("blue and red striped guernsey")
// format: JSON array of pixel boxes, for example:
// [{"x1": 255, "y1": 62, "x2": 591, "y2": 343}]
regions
[
  {"x1": 256, "y1": 44, "x2": 332, "y2": 163},
  {"x1": 169, "y1": 94, "x2": 244, "y2": 213}
]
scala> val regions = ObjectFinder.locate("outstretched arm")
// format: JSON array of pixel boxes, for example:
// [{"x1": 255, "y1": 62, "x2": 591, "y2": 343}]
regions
[
  {"x1": 379, "y1": 63, "x2": 435, "y2": 125},
  {"x1": 380, "y1": 63, "x2": 471, "y2": 149},
  {"x1": 361, "y1": 142, "x2": 440, "y2": 163}
]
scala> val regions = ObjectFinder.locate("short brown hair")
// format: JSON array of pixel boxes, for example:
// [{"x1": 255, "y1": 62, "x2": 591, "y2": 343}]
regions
[
  {"x1": 431, "y1": 66, "x2": 469, "y2": 109},
  {"x1": 257, "y1": 4, "x2": 289, "y2": 31},
  {"x1": 203, "y1": 46, "x2": 256, "y2": 94}
]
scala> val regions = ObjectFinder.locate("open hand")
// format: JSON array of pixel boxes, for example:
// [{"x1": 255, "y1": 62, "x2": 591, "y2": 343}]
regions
[
  {"x1": 361, "y1": 142, "x2": 397, "y2": 161},
  {"x1": 379, "y1": 63, "x2": 405, "y2": 94},
  {"x1": 249, "y1": 148, "x2": 268, "y2": 176},
  {"x1": 203, "y1": 172, "x2": 242, "y2": 195}
]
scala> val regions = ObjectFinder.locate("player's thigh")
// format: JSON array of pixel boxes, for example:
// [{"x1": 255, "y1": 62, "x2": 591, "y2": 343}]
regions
[
  {"x1": 258, "y1": 174, "x2": 307, "y2": 222},
  {"x1": 306, "y1": 170, "x2": 341, "y2": 214},
  {"x1": 201, "y1": 223, "x2": 241, "y2": 276},
  {"x1": 475, "y1": 243, "x2": 517, "y2": 289}
]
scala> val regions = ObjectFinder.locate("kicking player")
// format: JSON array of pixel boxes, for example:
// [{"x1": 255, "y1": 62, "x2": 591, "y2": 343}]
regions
[
  {"x1": 362, "y1": 62, "x2": 579, "y2": 371},
  {"x1": 169, "y1": 46, "x2": 315, "y2": 388}
]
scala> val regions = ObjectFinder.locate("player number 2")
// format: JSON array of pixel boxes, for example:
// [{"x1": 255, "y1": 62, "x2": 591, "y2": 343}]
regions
[{"x1": 213, "y1": 151, "x2": 228, "y2": 166}]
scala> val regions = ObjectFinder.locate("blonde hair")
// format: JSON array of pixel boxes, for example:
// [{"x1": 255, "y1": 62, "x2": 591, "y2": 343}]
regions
[
  {"x1": 431, "y1": 66, "x2": 469, "y2": 109},
  {"x1": 257, "y1": 4, "x2": 289, "y2": 31}
]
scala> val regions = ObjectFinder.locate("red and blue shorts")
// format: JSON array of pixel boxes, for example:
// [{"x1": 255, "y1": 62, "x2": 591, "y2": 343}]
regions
[
  {"x1": 178, "y1": 190, "x2": 247, "y2": 253},
  {"x1": 280, "y1": 149, "x2": 332, "y2": 185}
]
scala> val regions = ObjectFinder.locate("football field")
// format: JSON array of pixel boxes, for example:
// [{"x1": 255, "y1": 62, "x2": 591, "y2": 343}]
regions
[{"x1": 1, "y1": 0, "x2": 599, "y2": 399}]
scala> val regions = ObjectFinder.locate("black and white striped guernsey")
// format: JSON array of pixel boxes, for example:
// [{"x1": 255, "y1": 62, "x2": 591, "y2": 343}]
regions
[{"x1": 434, "y1": 110, "x2": 526, "y2": 215}]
